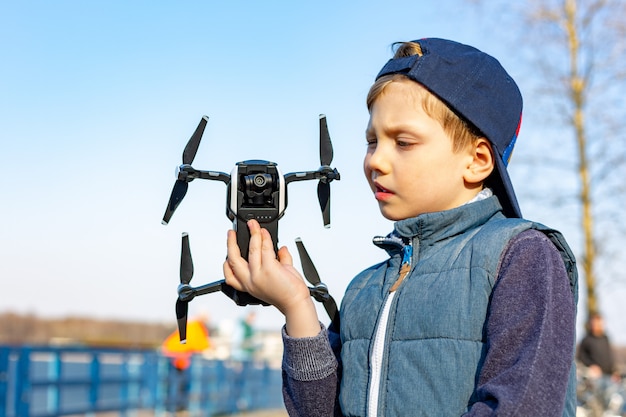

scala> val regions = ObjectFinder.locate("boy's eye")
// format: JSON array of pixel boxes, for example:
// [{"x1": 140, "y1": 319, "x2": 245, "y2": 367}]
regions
[{"x1": 366, "y1": 137, "x2": 377, "y2": 147}]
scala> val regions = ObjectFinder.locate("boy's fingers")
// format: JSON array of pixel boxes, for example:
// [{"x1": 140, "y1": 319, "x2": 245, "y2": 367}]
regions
[
  {"x1": 226, "y1": 229, "x2": 243, "y2": 265},
  {"x1": 246, "y1": 220, "x2": 263, "y2": 270},
  {"x1": 260, "y1": 228, "x2": 279, "y2": 260},
  {"x1": 225, "y1": 229, "x2": 249, "y2": 287},
  {"x1": 223, "y1": 259, "x2": 244, "y2": 290},
  {"x1": 277, "y1": 246, "x2": 293, "y2": 266},
  {"x1": 226, "y1": 229, "x2": 241, "y2": 258}
]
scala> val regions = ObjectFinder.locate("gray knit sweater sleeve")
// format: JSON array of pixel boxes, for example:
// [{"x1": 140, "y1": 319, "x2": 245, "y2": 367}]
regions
[{"x1": 281, "y1": 324, "x2": 342, "y2": 416}]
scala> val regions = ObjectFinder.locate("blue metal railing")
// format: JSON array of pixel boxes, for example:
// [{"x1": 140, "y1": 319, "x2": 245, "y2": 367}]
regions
[{"x1": 0, "y1": 345, "x2": 284, "y2": 417}]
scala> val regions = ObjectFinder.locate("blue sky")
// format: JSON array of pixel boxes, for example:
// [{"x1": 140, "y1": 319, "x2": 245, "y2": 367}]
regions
[{"x1": 2, "y1": 1, "x2": 623, "y2": 342}]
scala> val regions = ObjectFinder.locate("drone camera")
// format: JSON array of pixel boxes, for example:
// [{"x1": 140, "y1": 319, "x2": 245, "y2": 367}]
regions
[{"x1": 244, "y1": 173, "x2": 274, "y2": 204}]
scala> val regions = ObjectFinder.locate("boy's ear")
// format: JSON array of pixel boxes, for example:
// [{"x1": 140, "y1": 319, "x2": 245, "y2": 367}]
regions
[{"x1": 464, "y1": 138, "x2": 494, "y2": 184}]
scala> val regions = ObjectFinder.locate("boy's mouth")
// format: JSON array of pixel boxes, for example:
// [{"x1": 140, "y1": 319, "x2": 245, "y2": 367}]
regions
[{"x1": 374, "y1": 183, "x2": 394, "y2": 200}]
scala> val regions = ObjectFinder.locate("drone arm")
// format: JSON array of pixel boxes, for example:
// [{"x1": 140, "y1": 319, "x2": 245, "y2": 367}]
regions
[
  {"x1": 196, "y1": 170, "x2": 230, "y2": 184},
  {"x1": 284, "y1": 171, "x2": 317, "y2": 184},
  {"x1": 179, "y1": 279, "x2": 270, "y2": 306},
  {"x1": 284, "y1": 167, "x2": 340, "y2": 185},
  {"x1": 190, "y1": 280, "x2": 225, "y2": 296},
  {"x1": 309, "y1": 285, "x2": 340, "y2": 325},
  {"x1": 176, "y1": 165, "x2": 230, "y2": 183}
]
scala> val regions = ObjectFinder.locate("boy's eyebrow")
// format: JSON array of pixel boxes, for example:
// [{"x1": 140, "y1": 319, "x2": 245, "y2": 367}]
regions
[
  {"x1": 365, "y1": 122, "x2": 377, "y2": 137},
  {"x1": 369, "y1": 121, "x2": 424, "y2": 137}
]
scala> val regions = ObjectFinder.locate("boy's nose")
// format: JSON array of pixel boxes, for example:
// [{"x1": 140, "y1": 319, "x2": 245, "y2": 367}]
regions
[{"x1": 366, "y1": 145, "x2": 390, "y2": 174}]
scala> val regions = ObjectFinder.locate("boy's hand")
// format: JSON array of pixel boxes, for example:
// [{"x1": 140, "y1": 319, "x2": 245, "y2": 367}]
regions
[{"x1": 223, "y1": 220, "x2": 321, "y2": 337}]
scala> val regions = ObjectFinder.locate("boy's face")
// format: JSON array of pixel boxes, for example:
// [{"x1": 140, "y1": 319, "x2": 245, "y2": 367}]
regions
[{"x1": 364, "y1": 79, "x2": 477, "y2": 221}]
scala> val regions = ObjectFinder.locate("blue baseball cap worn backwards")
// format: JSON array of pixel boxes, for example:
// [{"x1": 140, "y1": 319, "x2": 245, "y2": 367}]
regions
[{"x1": 376, "y1": 38, "x2": 523, "y2": 218}]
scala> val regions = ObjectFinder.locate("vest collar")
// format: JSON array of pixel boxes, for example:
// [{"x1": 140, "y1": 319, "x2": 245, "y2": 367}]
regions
[{"x1": 396, "y1": 195, "x2": 503, "y2": 241}]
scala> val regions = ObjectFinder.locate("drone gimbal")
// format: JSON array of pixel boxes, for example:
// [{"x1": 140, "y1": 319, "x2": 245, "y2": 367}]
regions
[{"x1": 162, "y1": 115, "x2": 340, "y2": 342}]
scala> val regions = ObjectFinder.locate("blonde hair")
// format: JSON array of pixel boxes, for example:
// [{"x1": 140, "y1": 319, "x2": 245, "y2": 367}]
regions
[{"x1": 367, "y1": 42, "x2": 482, "y2": 152}]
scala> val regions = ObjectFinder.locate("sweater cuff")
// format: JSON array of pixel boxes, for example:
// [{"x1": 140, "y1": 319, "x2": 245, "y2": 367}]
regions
[{"x1": 282, "y1": 323, "x2": 338, "y2": 381}]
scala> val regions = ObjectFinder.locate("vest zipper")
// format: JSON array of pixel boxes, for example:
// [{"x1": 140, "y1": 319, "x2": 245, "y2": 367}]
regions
[
  {"x1": 389, "y1": 244, "x2": 412, "y2": 292},
  {"x1": 367, "y1": 243, "x2": 413, "y2": 416}
]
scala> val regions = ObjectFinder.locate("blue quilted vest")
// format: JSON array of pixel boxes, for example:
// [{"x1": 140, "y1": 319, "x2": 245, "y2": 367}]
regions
[{"x1": 339, "y1": 197, "x2": 578, "y2": 417}]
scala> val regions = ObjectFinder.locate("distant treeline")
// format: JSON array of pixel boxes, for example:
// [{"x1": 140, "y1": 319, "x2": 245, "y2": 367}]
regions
[{"x1": 0, "y1": 311, "x2": 176, "y2": 349}]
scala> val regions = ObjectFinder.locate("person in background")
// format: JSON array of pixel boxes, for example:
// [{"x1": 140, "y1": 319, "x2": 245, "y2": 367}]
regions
[
  {"x1": 168, "y1": 354, "x2": 191, "y2": 413},
  {"x1": 239, "y1": 310, "x2": 257, "y2": 360},
  {"x1": 577, "y1": 313, "x2": 624, "y2": 415},
  {"x1": 576, "y1": 313, "x2": 619, "y2": 379},
  {"x1": 578, "y1": 313, "x2": 617, "y2": 379}
]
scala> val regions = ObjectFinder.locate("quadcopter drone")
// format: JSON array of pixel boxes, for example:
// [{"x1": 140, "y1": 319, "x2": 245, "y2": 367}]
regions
[{"x1": 162, "y1": 115, "x2": 341, "y2": 342}]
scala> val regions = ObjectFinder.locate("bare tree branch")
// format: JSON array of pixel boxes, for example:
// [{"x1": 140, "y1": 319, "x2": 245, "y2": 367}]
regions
[{"x1": 468, "y1": 0, "x2": 626, "y2": 320}]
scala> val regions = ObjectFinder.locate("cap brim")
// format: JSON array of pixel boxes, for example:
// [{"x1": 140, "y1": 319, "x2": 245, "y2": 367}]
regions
[{"x1": 489, "y1": 151, "x2": 522, "y2": 218}]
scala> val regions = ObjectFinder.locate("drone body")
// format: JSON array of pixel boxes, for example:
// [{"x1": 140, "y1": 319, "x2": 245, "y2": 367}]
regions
[
  {"x1": 227, "y1": 160, "x2": 284, "y2": 257},
  {"x1": 162, "y1": 115, "x2": 340, "y2": 342}
]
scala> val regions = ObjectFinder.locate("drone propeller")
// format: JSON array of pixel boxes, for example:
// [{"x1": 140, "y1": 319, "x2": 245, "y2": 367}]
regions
[
  {"x1": 317, "y1": 181, "x2": 331, "y2": 228},
  {"x1": 319, "y1": 115, "x2": 333, "y2": 166},
  {"x1": 295, "y1": 237, "x2": 339, "y2": 325},
  {"x1": 162, "y1": 116, "x2": 209, "y2": 225},
  {"x1": 317, "y1": 115, "x2": 338, "y2": 228},
  {"x1": 176, "y1": 232, "x2": 194, "y2": 343},
  {"x1": 183, "y1": 116, "x2": 208, "y2": 165},
  {"x1": 163, "y1": 181, "x2": 189, "y2": 226}
]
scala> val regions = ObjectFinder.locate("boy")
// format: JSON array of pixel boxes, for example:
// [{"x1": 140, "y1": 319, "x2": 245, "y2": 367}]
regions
[{"x1": 224, "y1": 38, "x2": 578, "y2": 416}]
